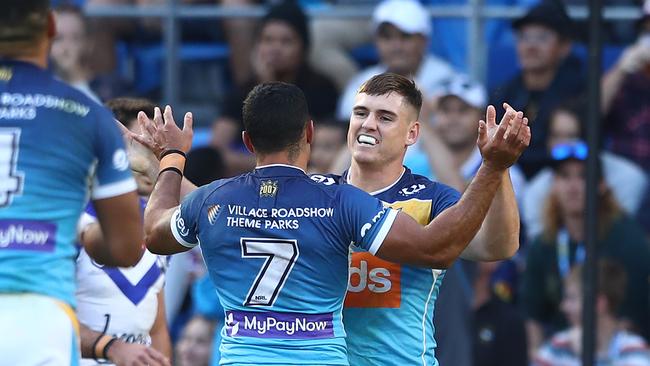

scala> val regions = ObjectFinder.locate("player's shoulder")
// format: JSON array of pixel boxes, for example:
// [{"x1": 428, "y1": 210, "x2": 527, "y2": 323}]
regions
[
  {"x1": 309, "y1": 173, "x2": 341, "y2": 187},
  {"x1": 391, "y1": 168, "x2": 459, "y2": 201},
  {"x1": 309, "y1": 172, "x2": 375, "y2": 203},
  {"x1": 190, "y1": 175, "x2": 242, "y2": 202}
]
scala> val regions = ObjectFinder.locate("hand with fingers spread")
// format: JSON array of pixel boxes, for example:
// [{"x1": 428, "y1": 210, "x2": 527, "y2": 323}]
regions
[
  {"x1": 477, "y1": 102, "x2": 531, "y2": 171},
  {"x1": 106, "y1": 341, "x2": 171, "y2": 366},
  {"x1": 134, "y1": 105, "x2": 194, "y2": 159}
]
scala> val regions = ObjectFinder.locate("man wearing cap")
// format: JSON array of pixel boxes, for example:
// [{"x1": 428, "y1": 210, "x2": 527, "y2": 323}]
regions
[
  {"x1": 317, "y1": 72, "x2": 527, "y2": 366},
  {"x1": 336, "y1": 0, "x2": 455, "y2": 123},
  {"x1": 489, "y1": 0, "x2": 584, "y2": 178},
  {"x1": 0, "y1": 1, "x2": 145, "y2": 364}
]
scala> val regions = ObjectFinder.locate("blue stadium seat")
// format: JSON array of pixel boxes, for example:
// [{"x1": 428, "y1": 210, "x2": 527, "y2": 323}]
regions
[{"x1": 131, "y1": 42, "x2": 230, "y2": 94}]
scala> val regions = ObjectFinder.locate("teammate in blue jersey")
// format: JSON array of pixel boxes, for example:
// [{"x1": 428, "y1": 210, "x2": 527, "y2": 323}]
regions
[
  {"x1": 0, "y1": 2, "x2": 143, "y2": 364},
  {"x1": 315, "y1": 73, "x2": 525, "y2": 366},
  {"x1": 140, "y1": 82, "x2": 529, "y2": 365}
]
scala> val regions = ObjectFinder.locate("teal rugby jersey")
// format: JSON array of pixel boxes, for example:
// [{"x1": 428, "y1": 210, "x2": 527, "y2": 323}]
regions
[
  {"x1": 171, "y1": 164, "x2": 400, "y2": 365},
  {"x1": 0, "y1": 60, "x2": 136, "y2": 306},
  {"x1": 313, "y1": 167, "x2": 460, "y2": 366}
]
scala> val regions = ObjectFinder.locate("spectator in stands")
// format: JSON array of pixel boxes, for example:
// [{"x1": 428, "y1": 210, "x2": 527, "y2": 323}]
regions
[
  {"x1": 602, "y1": 0, "x2": 650, "y2": 171},
  {"x1": 522, "y1": 140, "x2": 650, "y2": 357},
  {"x1": 51, "y1": 4, "x2": 99, "y2": 101},
  {"x1": 175, "y1": 316, "x2": 216, "y2": 366},
  {"x1": 211, "y1": 0, "x2": 339, "y2": 175},
  {"x1": 472, "y1": 260, "x2": 528, "y2": 366},
  {"x1": 533, "y1": 261, "x2": 650, "y2": 366},
  {"x1": 336, "y1": 0, "x2": 456, "y2": 122},
  {"x1": 523, "y1": 102, "x2": 648, "y2": 240},
  {"x1": 489, "y1": 0, "x2": 584, "y2": 178},
  {"x1": 308, "y1": 120, "x2": 346, "y2": 174},
  {"x1": 52, "y1": 4, "x2": 132, "y2": 101},
  {"x1": 404, "y1": 76, "x2": 525, "y2": 366},
  {"x1": 405, "y1": 75, "x2": 526, "y2": 200}
]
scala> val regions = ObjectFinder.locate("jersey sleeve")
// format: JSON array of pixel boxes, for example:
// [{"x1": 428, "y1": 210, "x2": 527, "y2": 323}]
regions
[
  {"x1": 430, "y1": 183, "x2": 461, "y2": 219},
  {"x1": 91, "y1": 108, "x2": 136, "y2": 200},
  {"x1": 169, "y1": 186, "x2": 207, "y2": 248},
  {"x1": 338, "y1": 185, "x2": 399, "y2": 255}
]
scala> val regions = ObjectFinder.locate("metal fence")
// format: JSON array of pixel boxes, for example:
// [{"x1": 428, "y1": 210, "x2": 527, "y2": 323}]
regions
[{"x1": 83, "y1": 1, "x2": 643, "y2": 108}]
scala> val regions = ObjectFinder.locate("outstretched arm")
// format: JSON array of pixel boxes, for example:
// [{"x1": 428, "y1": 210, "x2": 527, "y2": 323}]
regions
[
  {"x1": 142, "y1": 106, "x2": 196, "y2": 255},
  {"x1": 461, "y1": 103, "x2": 524, "y2": 261},
  {"x1": 377, "y1": 105, "x2": 531, "y2": 268}
]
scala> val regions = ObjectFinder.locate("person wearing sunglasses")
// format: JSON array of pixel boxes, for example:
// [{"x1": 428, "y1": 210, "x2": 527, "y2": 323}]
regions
[{"x1": 522, "y1": 139, "x2": 650, "y2": 357}]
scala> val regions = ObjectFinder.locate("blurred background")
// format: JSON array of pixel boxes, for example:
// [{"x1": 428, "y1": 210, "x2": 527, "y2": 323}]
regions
[{"x1": 50, "y1": 0, "x2": 650, "y2": 364}]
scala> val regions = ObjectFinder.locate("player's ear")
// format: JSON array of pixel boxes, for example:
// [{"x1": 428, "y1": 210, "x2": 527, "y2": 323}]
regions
[
  {"x1": 406, "y1": 121, "x2": 419, "y2": 147},
  {"x1": 242, "y1": 131, "x2": 255, "y2": 154},
  {"x1": 47, "y1": 11, "x2": 56, "y2": 41},
  {"x1": 305, "y1": 120, "x2": 314, "y2": 144}
]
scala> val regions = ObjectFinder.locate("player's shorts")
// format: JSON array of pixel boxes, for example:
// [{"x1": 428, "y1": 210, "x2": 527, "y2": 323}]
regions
[{"x1": 0, "y1": 294, "x2": 80, "y2": 366}]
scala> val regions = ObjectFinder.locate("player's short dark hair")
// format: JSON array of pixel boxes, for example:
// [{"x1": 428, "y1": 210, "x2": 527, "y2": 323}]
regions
[
  {"x1": 242, "y1": 82, "x2": 310, "y2": 157},
  {"x1": 0, "y1": 0, "x2": 50, "y2": 52},
  {"x1": 106, "y1": 98, "x2": 156, "y2": 128},
  {"x1": 357, "y1": 73, "x2": 423, "y2": 118}
]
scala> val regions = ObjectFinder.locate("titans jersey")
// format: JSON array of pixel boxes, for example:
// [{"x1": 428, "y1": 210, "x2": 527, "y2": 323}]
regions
[
  {"x1": 76, "y1": 201, "x2": 165, "y2": 365},
  {"x1": 171, "y1": 164, "x2": 399, "y2": 365},
  {"x1": 316, "y1": 168, "x2": 460, "y2": 366},
  {"x1": 0, "y1": 60, "x2": 136, "y2": 306}
]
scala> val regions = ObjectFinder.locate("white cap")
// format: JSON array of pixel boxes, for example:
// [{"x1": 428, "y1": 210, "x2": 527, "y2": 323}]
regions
[
  {"x1": 437, "y1": 76, "x2": 487, "y2": 109},
  {"x1": 372, "y1": 0, "x2": 432, "y2": 37}
]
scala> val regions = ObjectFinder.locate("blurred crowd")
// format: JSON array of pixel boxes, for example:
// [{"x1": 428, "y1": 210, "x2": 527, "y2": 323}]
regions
[{"x1": 49, "y1": 0, "x2": 650, "y2": 364}]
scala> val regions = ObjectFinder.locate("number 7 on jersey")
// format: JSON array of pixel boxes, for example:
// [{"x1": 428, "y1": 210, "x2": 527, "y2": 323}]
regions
[{"x1": 240, "y1": 238, "x2": 299, "y2": 307}]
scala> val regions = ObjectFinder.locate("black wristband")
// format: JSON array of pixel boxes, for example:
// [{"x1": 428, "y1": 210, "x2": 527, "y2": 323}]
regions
[
  {"x1": 160, "y1": 149, "x2": 186, "y2": 159},
  {"x1": 159, "y1": 166, "x2": 183, "y2": 177},
  {"x1": 102, "y1": 337, "x2": 119, "y2": 360}
]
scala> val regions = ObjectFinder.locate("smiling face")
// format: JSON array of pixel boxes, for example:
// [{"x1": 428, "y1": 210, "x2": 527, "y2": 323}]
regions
[{"x1": 347, "y1": 92, "x2": 419, "y2": 168}]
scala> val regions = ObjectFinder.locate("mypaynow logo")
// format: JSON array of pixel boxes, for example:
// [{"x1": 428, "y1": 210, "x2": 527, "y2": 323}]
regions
[
  {"x1": 225, "y1": 310, "x2": 334, "y2": 339},
  {"x1": 0, "y1": 220, "x2": 56, "y2": 252}
]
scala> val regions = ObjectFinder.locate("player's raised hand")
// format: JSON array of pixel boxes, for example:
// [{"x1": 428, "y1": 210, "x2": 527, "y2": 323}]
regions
[
  {"x1": 477, "y1": 103, "x2": 531, "y2": 171},
  {"x1": 135, "y1": 106, "x2": 194, "y2": 158}
]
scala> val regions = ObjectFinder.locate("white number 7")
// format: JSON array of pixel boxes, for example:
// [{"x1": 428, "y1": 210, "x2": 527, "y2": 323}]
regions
[{"x1": 241, "y1": 238, "x2": 299, "y2": 307}]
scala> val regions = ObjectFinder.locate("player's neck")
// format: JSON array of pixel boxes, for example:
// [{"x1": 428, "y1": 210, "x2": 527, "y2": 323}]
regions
[
  {"x1": 255, "y1": 152, "x2": 308, "y2": 172},
  {"x1": 6, "y1": 40, "x2": 49, "y2": 69},
  {"x1": 347, "y1": 160, "x2": 405, "y2": 194}
]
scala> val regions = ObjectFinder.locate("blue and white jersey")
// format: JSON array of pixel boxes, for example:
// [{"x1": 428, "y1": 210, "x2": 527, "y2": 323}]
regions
[
  {"x1": 76, "y1": 201, "x2": 165, "y2": 366},
  {"x1": 313, "y1": 168, "x2": 460, "y2": 366},
  {"x1": 0, "y1": 60, "x2": 136, "y2": 306},
  {"x1": 170, "y1": 164, "x2": 399, "y2": 365}
]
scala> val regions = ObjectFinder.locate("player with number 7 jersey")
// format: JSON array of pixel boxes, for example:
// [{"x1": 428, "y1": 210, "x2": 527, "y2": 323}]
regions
[{"x1": 142, "y1": 82, "x2": 530, "y2": 365}]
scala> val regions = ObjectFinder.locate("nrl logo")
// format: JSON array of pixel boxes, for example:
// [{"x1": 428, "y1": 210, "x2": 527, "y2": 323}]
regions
[
  {"x1": 207, "y1": 204, "x2": 221, "y2": 225},
  {"x1": 260, "y1": 180, "x2": 278, "y2": 197}
]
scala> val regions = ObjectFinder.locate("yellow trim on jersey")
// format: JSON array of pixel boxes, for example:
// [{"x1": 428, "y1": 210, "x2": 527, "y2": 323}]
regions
[
  {"x1": 54, "y1": 299, "x2": 80, "y2": 337},
  {"x1": 385, "y1": 198, "x2": 432, "y2": 225}
]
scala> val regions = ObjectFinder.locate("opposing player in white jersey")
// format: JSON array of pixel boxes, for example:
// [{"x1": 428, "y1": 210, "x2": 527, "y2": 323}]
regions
[
  {"x1": 0, "y1": 2, "x2": 143, "y2": 364},
  {"x1": 76, "y1": 99, "x2": 171, "y2": 366},
  {"x1": 332, "y1": 73, "x2": 525, "y2": 365}
]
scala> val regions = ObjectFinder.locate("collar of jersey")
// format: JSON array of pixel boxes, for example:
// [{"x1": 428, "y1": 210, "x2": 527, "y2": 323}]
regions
[
  {"x1": 345, "y1": 167, "x2": 406, "y2": 196},
  {"x1": 255, "y1": 164, "x2": 307, "y2": 176}
]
